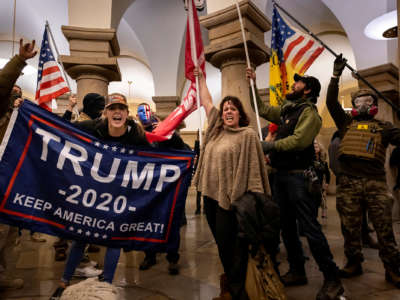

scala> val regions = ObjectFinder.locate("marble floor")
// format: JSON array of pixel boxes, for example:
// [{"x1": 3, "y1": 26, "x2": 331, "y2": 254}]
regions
[{"x1": 1, "y1": 189, "x2": 400, "y2": 300}]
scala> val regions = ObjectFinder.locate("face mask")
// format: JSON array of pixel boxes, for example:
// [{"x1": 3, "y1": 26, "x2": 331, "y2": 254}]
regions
[
  {"x1": 137, "y1": 105, "x2": 152, "y2": 125},
  {"x1": 351, "y1": 104, "x2": 378, "y2": 118}
]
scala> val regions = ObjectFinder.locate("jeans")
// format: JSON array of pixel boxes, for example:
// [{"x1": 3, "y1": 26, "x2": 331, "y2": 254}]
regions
[
  {"x1": 274, "y1": 171, "x2": 338, "y2": 278},
  {"x1": 62, "y1": 241, "x2": 120, "y2": 284}
]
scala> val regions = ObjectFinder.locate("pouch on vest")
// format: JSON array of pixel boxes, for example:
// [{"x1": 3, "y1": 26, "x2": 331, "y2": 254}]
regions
[{"x1": 338, "y1": 120, "x2": 386, "y2": 165}]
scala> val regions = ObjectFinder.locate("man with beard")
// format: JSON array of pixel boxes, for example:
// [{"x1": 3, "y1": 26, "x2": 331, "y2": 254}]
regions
[
  {"x1": 247, "y1": 69, "x2": 344, "y2": 300},
  {"x1": 327, "y1": 55, "x2": 400, "y2": 288}
]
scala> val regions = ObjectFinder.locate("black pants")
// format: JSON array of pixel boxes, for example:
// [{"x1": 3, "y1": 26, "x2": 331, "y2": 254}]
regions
[
  {"x1": 274, "y1": 171, "x2": 338, "y2": 278},
  {"x1": 144, "y1": 250, "x2": 180, "y2": 263},
  {"x1": 204, "y1": 196, "x2": 249, "y2": 300}
]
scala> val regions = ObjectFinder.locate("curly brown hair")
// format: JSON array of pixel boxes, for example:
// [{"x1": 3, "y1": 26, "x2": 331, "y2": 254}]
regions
[{"x1": 219, "y1": 96, "x2": 249, "y2": 127}]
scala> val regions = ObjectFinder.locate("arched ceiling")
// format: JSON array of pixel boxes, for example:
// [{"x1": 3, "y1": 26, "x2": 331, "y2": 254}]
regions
[{"x1": 0, "y1": 0, "x2": 397, "y2": 111}]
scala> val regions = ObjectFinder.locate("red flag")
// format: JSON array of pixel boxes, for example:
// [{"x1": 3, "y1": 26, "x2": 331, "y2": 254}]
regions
[
  {"x1": 185, "y1": 0, "x2": 206, "y2": 81},
  {"x1": 35, "y1": 28, "x2": 69, "y2": 111},
  {"x1": 145, "y1": 0, "x2": 205, "y2": 143}
]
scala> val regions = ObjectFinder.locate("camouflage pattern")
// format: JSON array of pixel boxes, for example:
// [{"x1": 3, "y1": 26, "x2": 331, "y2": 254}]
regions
[{"x1": 336, "y1": 173, "x2": 400, "y2": 268}]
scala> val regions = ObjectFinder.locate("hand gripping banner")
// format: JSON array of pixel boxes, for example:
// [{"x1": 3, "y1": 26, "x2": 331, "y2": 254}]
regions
[{"x1": 0, "y1": 101, "x2": 194, "y2": 252}]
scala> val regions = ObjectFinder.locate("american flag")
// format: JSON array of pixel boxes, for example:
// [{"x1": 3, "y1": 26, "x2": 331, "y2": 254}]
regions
[
  {"x1": 35, "y1": 28, "x2": 69, "y2": 111},
  {"x1": 269, "y1": 7, "x2": 324, "y2": 105}
]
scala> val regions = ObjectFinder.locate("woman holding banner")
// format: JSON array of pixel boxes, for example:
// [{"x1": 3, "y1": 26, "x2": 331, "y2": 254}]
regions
[
  {"x1": 51, "y1": 93, "x2": 149, "y2": 299},
  {"x1": 193, "y1": 68, "x2": 270, "y2": 300}
]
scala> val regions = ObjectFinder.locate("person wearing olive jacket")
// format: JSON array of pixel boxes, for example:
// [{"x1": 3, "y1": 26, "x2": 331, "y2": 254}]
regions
[{"x1": 247, "y1": 69, "x2": 344, "y2": 300}]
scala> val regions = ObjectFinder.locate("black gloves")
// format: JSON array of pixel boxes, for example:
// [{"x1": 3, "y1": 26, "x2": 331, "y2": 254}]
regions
[
  {"x1": 261, "y1": 141, "x2": 275, "y2": 153},
  {"x1": 333, "y1": 54, "x2": 347, "y2": 77}
]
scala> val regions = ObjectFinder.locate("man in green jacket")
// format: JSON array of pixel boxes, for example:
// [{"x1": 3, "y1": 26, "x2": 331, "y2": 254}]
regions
[
  {"x1": 248, "y1": 69, "x2": 344, "y2": 300},
  {"x1": 0, "y1": 38, "x2": 37, "y2": 289}
]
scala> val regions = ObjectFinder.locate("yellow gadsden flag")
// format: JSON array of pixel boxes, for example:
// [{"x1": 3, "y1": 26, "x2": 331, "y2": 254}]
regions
[{"x1": 269, "y1": 7, "x2": 324, "y2": 106}]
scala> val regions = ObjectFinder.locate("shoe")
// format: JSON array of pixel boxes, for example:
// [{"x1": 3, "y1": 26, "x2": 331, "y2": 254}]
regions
[
  {"x1": 53, "y1": 238, "x2": 68, "y2": 249},
  {"x1": 385, "y1": 267, "x2": 400, "y2": 288},
  {"x1": 0, "y1": 277, "x2": 23, "y2": 289},
  {"x1": 180, "y1": 217, "x2": 187, "y2": 227},
  {"x1": 212, "y1": 292, "x2": 232, "y2": 300},
  {"x1": 168, "y1": 262, "x2": 179, "y2": 275},
  {"x1": 73, "y1": 266, "x2": 102, "y2": 278},
  {"x1": 339, "y1": 260, "x2": 363, "y2": 278},
  {"x1": 362, "y1": 233, "x2": 379, "y2": 249},
  {"x1": 87, "y1": 244, "x2": 100, "y2": 253},
  {"x1": 31, "y1": 232, "x2": 46, "y2": 243},
  {"x1": 55, "y1": 248, "x2": 67, "y2": 262},
  {"x1": 79, "y1": 260, "x2": 98, "y2": 268},
  {"x1": 213, "y1": 273, "x2": 232, "y2": 300},
  {"x1": 281, "y1": 269, "x2": 308, "y2": 286},
  {"x1": 49, "y1": 287, "x2": 65, "y2": 300},
  {"x1": 316, "y1": 278, "x2": 344, "y2": 300},
  {"x1": 139, "y1": 257, "x2": 157, "y2": 270}
]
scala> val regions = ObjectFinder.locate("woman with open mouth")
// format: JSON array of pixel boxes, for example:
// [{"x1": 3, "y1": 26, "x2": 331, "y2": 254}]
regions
[
  {"x1": 50, "y1": 93, "x2": 149, "y2": 300},
  {"x1": 193, "y1": 68, "x2": 270, "y2": 300}
]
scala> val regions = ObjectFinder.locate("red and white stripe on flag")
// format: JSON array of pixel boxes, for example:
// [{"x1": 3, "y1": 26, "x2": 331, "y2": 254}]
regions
[
  {"x1": 283, "y1": 32, "x2": 324, "y2": 75},
  {"x1": 35, "y1": 27, "x2": 69, "y2": 111}
]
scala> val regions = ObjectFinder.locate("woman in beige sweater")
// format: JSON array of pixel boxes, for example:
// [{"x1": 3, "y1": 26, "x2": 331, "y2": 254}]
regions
[{"x1": 193, "y1": 69, "x2": 270, "y2": 300}]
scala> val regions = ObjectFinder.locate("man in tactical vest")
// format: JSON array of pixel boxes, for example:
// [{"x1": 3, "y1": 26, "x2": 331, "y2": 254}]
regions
[
  {"x1": 248, "y1": 69, "x2": 344, "y2": 300},
  {"x1": 326, "y1": 55, "x2": 400, "y2": 288}
]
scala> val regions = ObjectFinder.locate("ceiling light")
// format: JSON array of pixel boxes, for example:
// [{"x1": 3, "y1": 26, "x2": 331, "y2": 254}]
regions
[
  {"x1": 0, "y1": 58, "x2": 37, "y2": 75},
  {"x1": 364, "y1": 10, "x2": 397, "y2": 40}
]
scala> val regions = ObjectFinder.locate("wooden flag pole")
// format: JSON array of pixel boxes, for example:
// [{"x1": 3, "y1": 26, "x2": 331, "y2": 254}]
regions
[
  {"x1": 45, "y1": 21, "x2": 71, "y2": 92},
  {"x1": 234, "y1": 0, "x2": 263, "y2": 141},
  {"x1": 45, "y1": 21, "x2": 78, "y2": 114},
  {"x1": 188, "y1": 0, "x2": 203, "y2": 146}
]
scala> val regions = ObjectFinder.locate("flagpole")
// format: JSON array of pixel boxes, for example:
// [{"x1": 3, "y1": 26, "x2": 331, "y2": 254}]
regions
[
  {"x1": 12, "y1": 0, "x2": 16, "y2": 57},
  {"x1": 45, "y1": 21, "x2": 78, "y2": 114},
  {"x1": 45, "y1": 21, "x2": 71, "y2": 92},
  {"x1": 272, "y1": 0, "x2": 400, "y2": 114},
  {"x1": 234, "y1": 0, "x2": 263, "y2": 141},
  {"x1": 188, "y1": 0, "x2": 203, "y2": 146}
]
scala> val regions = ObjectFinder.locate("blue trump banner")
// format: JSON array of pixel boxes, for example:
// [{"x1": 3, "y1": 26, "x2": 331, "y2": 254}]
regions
[{"x1": 0, "y1": 101, "x2": 194, "y2": 252}]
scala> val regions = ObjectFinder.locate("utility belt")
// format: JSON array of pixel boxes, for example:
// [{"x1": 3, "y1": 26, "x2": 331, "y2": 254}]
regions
[{"x1": 277, "y1": 167, "x2": 322, "y2": 196}]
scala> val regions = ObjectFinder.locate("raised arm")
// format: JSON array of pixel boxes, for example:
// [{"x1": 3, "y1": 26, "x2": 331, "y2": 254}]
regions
[
  {"x1": 246, "y1": 67, "x2": 281, "y2": 123},
  {"x1": 326, "y1": 54, "x2": 351, "y2": 130},
  {"x1": 194, "y1": 67, "x2": 213, "y2": 118},
  {"x1": 0, "y1": 39, "x2": 37, "y2": 118}
]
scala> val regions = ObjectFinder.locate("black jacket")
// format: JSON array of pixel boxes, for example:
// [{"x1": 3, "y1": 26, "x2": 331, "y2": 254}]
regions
[{"x1": 231, "y1": 192, "x2": 280, "y2": 256}]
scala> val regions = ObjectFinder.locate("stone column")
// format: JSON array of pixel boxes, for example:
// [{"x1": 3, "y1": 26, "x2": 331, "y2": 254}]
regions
[
  {"x1": 200, "y1": 0, "x2": 270, "y2": 128},
  {"x1": 59, "y1": 26, "x2": 121, "y2": 108},
  {"x1": 152, "y1": 96, "x2": 187, "y2": 130}
]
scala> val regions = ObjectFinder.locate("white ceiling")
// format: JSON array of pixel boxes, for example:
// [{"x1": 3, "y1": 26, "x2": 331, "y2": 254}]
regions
[{"x1": 0, "y1": 0, "x2": 397, "y2": 118}]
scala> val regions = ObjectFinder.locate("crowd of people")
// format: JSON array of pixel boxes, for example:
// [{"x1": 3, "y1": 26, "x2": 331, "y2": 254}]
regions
[{"x1": 0, "y1": 38, "x2": 399, "y2": 300}]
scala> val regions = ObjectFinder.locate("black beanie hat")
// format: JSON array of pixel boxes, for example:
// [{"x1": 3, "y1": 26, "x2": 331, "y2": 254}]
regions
[{"x1": 82, "y1": 93, "x2": 105, "y2": 119}]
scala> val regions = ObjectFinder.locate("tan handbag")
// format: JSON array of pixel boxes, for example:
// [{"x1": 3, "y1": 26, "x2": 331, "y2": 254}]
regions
[{"x1": 245, "y1": 248, "x2": 287, "y2": 300}]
